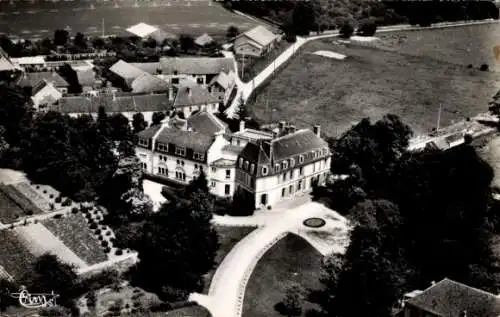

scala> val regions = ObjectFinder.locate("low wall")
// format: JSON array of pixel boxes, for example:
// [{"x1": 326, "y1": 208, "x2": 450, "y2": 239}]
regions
[{"x1": 77, "y1": 252, "x2": 138, "y2": 278}]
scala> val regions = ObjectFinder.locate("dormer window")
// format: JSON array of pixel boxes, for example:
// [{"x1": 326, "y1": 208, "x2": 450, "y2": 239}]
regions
[
  {"x1": 282, "y1": 161, "x2": 288, "y2": 169},
  {"x1": 239, "y1": 158, "x2": 243, "y2": 168},
  {"x1": 157, "y1": 143, "x2": 168, "y2": 152},
  {"x1": 290, "y1": 158, "x2": 295, "y2": 167},
  {"x1": 175, "y1": 146, "x2": 186, "y2": 156},
  {"x1": 193, "y1": 152, "x2": 205, "y2": 161},
  {"x1": 250, "y1": 163, "x2": 255, "y2": 174},
  {"x1": 262, "y1": 166, "x2": 268, "y2": 176},
  {"x1": 275, "y1": 164, "x2": 280, "y2": 172},
  {"x1": 138, "y1": 138, "x2": 148, "y2": 147},
  {"x1": 244, "y1": 161, "x2": 249, "y2": 170},
  {"x1": 299, "y1": 155, "x2": 304, "y2": 164}
]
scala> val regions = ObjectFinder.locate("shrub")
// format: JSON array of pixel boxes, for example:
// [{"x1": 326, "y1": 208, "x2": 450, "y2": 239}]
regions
[
  {"x1": 115, "y1": 249, "x2": 123, "y2": 256},
  {"x1": 284, "y1": 32, "x2": 297, "y2": 43},
  {"x1": 49, "y1": 203, "x2": 55, "y2": 211},
  {"x1": 53, "y1": 214, "x2": 62, "y2": 219},
  {"x1": 55, "y1": 196, "x2": 62, "y2": 203},
  {"x1": 267, "y1": 205, "x2": 272, "y2": 210},
  {"x1": 339, "y1": 20, "x2": 355, "y2": 39},
  {"x1": 104, "y1": 248, "x2": 111, "y2": 253},
  {"x1": 62, "y1": 198, "x2": 72, "y2": 207},
  {"x1": 25, "y1": 209, "x2": 33, "y2": 216},
  {"x1": 9, "y1": 224, "x2": 14, "y2": 229},
  {"x1": 36, "y1": 185, "x2": 40, "y2": 189},
  {"x1": 106, "y1": 231, "x2": 112, "y2": 236},
  {"x1": 467, "y1": 64, "x2": 473, "y2": 68},
  {"x1": 43, "y1": 190, "x2": 47, "y2": 194},
  {"x1": 89, "y1": 222, "x2": 98, "y2": 230},
  {"x1": 125, "y1": 304, "x2": 130, "y2": 309},
  {"x1": 101, "y1": 240, "x2": 109, "y2": 247},
  {"x1": 49, "y1": 194, "x2": 54, "y2": 199},
  {"x1": 357, "y1": 18, "x2": 377, "y2": 36},
  {"x1": 34, "y1": 219, "x2": 38, "y2": 224},
  {"x1": 95, "y1": 229, "x2": 101, "y2": 235},
  {"x1": 480, "y1": 64, "x2": 489, "y2": 71},
  {"x1": 98, "y1": 235, "x2": 104, "y2": 241},
  {"x1": 71, "y1": 207, "x2": 78, "y2": 214}
]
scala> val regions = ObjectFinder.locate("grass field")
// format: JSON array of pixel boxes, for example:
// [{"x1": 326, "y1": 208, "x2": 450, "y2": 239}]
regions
[
  {"x1": 202, "y1": 225, "x2": 256, "y2": 293},
  {"x1": 0, "y1": 0, "x2": 257, "y2": 39},
  {"x1": 243, "y1": 234, "x2": 323, "y2": 317},
  {"x1": 248, "y1": 28, "x2": 500, "y2": 137}
]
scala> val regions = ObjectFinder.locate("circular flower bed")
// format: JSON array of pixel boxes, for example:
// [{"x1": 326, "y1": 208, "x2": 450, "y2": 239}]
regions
[{"x1": 303, "y1": 217, "x2": 326, "y2": 228}]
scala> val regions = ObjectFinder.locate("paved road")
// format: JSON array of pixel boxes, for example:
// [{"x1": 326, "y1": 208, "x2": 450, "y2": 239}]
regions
[
  {"x1": 189, "y1": 201, "x2": 350, "y2": 317},
  {"x1": 225, "y1": 19, "x2": 499, "y2": 118}
]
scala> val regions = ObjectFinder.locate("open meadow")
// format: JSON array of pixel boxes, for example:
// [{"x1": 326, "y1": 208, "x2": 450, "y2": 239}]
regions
[
  {"x1": 248, "y1": 25, "x2": 500, "y2": 137},
  {"x1": 0, "y1": 0, "x2": 257, "y2": 40}
]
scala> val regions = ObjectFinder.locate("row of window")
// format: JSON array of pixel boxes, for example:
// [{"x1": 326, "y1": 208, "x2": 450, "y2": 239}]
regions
[
  {"x1": 278, "y1": 167, "x2": 304, "y2": 183},
  {"x1": 210, "y1": 181, "x2": 231, "y2": 195},
  {"x1": 175, "y1": 171, "x2": 186, "y2": 181}
]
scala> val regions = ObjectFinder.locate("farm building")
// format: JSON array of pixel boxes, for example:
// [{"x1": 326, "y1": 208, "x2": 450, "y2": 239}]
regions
[{"x1": 234, "y1": 25, "x2": 280, "y2": 57}]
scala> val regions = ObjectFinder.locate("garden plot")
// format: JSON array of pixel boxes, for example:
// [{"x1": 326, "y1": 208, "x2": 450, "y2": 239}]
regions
[
  {"x1": 0, "y1": 191, "x2": 26, "y2": 224},
  {"x1": 13, "y1": 182, "x2": 51, "y2": 211},
  {"x1": 14, "y1": 223, "x2": 87, "y2": 268},
  {"x1": 43, "y1": 214, "x2": 108, "y2": 265},
  {"x1": 0, "y1": 230, "x2": 36, "y2": 279}
]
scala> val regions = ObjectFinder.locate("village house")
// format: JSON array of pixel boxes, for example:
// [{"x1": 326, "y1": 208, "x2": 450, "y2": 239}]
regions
[
  {"x1": 126, "y1": 22, "x2": 177, "y2": 45},
  {"x1": 234, "y1": 25, "x2": 280, "y2": 57},
  {"x1": 235, "y1": 123, "x2": 330, "y2": 209},
  {"x1": 17, "y1": 71, "x2": 69, "y2": 94},
  {"x1": 207, "y1": 70, "x2": 236, "y2": 105},
  {"x1": 10, "y1": 55, "x2": 46, "y2": 71},
  {"x1": 158, "y1": 56, "x2": 234, "y2": 87},
  {"x1": 173, "y1": 84, "x2": 220, "y2": 119},
  {"x1": 76, "y1": 69, "x2": 98, "y2": 93},
  {"x1": 397, "y1": 278, "x2": 500, "y2": 317},
  {"x1": 51, "y1": 90, "x2": 174, "y2": 123},
  {"x1": 30, "y1": 80, "x2": 63, "y2": 110}
]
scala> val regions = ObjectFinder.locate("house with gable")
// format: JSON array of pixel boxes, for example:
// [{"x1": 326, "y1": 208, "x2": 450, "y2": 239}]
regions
[
  {"x1": 17, "y1": 71, "x2": 69, "y2": 94},
  {"x1": 234, "y1": 25, "x2": 280, "y2": 57},
  {"x1": 158, "y1": 57, "x2": 234, "y2": 87},
  {"x1": 235, "y1": 122, "x2": 330, "y2": 209},
  {"x1": 30, "y1": 80, "x2": 63, "y2": 110},
  {"x1": 397, "y1": 278, "x2": 500, "y2": 317},
  {"x1": 173, "y1": 84, "x2": 220, "y2": 119},
  {"x1": 207, "y1": 70, "x2": 236, "y2": 105}
]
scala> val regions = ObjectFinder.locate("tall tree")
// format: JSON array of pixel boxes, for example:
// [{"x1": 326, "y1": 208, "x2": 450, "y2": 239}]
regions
[
  {"x1": 226, "y1": 25, "x2": 240, "y2": 40},
  {"x1": 179, "y1": 34, "x2": 195, "y2": 53},
  {"x1": 108, "y1": 113, "x2": 131, "y2": 141},
  {"x1": 185, "y1": 169, "x2": 209, "y2": 196},
  {"x1": 73, "y1": 32, "x2": 87, "y2": 50},
  {"x1": 132, "y1": 112, "x2": 148, "y2": 134},
  {"x1": 53, "y1": 29, "x2": 69, "y2": 46},
  {"x1": 234, "y1": 95, "x2": 248, "y2": 120},
  {"x1": 151, "y1": 112, "x2": 166, "y2": 126}
]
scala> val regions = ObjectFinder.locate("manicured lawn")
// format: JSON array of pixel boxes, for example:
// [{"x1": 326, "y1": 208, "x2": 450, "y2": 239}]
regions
[
  {"x1": 43, "y1": 214, "x2": 108, "y2": 265},
  {"x1": 0, "y1": 191, "x2": 26, "y2": 224},
  {"x1": 243, "y1": 234, "x2": 323, "y2": 317},
  {"x1": 0, "y1": 184, "x2": 44, "y2": 216},
  {"x1": 0, "y1": 230, "x2": 36, "y2": 279},
  {"x1": 239, "y1": 40, "x2": 291, "y2": 83},
  {"x1": 202, "y1": 225, "x2": 256, "y2": 293},
  {"x1": 247, "y1": 31, "x2": 499, "y2": 137}
]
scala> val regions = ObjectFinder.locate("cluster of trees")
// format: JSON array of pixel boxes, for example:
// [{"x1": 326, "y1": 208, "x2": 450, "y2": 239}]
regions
[
  {"x1": 309, "y1": 114, "x2": 500, "y2": 317},
  {"x1": 223, "y1": 0, "x2": 499, "y2": 37}
]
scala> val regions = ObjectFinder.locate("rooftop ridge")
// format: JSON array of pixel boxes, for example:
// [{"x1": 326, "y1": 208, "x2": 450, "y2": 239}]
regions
[{"x1": 272, "y1": 128, "x2": 309, "y2": 143}]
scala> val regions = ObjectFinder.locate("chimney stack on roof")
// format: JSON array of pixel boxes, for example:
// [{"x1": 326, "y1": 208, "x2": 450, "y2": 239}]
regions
[
  {"x1": 289, "y1": 125, "x2": 296, "y2": 134},
  {"x1": 313, "y1": 125, "x2": 321, "y2": 137},
  {"x1": 239, "y1": 120, "x2": 245, "y2": 132},
  {"x1": 272, "y1": 128, "x2": 279, "y2": 139},
  {"x1": 279, "y1": 121, "x2": 286, "y2": 132}
]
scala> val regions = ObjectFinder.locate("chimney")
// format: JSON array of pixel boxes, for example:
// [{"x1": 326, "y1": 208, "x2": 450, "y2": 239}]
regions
[
  {"x1": 289, "y1": 125, "x2": 296, "y2": 134},
  {"x1": 168, "y1": 86, "x2": 174, "y2": 101},
  {"x1": 186, "y1": 87, "x2": 192, "y2": 97},
  {"x1": 239, "y1": 120, "x2": 245, "y2": 132},
  {"x1": 278, "y1": 121, "x2": 286, "y2": 132},
  {"x1": 313, "y1": 125, "x2": 321, "y2": 137},
  {"x1": 160, "y1": 116, "x2": 170, "y2": 128}
]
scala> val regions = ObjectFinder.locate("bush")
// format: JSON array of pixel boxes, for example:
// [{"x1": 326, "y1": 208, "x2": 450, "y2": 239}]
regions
[
  {"x1": 106, "y1": 231, "x2": 112, "y2": 236},
  {"x1": 49, "y1": 203, "x2": 55, "y2": 211},
  {"x1": 284, "y1": 32, "x2": 297, "y2": 43},
  {"x1": 98, "y1": 235, "x2": 104, "y2": 241},
  {"x1": 25, "y1": 209, "x2": 33, "y2": 215},
  {"x1": 115, "y1": 249, "x2": 123, "y2": 256},
  {"x1": 95, "y1": 229, "x2": 101, "y2": 235},
  {"x1": 55, "y1": 196, "x2": 62, "y2": 203},
  {"x1": 36, "y1": 185, "x2": 40, "y2": 189},
  {"x1": 89, "y1": 222, "x2": 98, "y2": 230},
  {"x1": 467, "y1": 64, "x2": 473, "y2": 68},
  {"x1": 357, "y1": 18, "x2": 377, "y2": 36},
  {"x1": 480, "y1": 64, "x2": 489, "y2": 71},
  {"x1": 339, "y1": 21, "x2": 355, "y2": 39},
  {"x1": 49, "y1": 194, "x2": 54, "y2": 199},
  {"x1": 101, "y1": 240, "x2": 109, "y2": 247},
  {"x1": 43, "y1": 190, "x2": 47, "y2": 194},
  {"x1": 53, "y1": 214, "x2": 62, "y2": 219},
  {"x1": 71, "y1": 207, "x2": 78, "y2": 214},
  {"x1": 62, "y1": 198, "x2": 72, "y2": 207},
  {"x1": 104, "y1": 248, "x2": 111, "y2": 253}
]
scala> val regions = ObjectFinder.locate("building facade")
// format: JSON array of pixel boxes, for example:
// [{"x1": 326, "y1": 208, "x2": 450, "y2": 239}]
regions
[{"x1": 234, "y1": 26, "x2": 280, "y2": 57}]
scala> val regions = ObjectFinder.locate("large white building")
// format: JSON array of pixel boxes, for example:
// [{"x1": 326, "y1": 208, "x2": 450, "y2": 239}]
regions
[{"x1": 136, "y1": 115, "x2": 331, "y2": 208}]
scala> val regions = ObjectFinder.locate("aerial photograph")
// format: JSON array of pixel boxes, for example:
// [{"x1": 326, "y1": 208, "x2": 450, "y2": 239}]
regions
[{"x1": 2, "y1": 0, "x2": 500, "y2": 316}]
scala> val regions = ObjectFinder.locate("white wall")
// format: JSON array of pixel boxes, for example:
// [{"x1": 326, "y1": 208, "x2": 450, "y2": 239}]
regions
[
  {"x1": 180, "y1": 103, "x2": 218, "y2": 119},
  {"x1": 209, "y1": 166, "x2": 236, "y2": 197},
  {"x1": 157, "y1": 74, "x2": 208, "y2": 87}
]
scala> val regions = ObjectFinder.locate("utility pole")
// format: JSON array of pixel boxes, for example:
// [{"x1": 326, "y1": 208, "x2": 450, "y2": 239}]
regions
[{"x1": 436, "y1": 104, "x2": 442, "y2": 132}]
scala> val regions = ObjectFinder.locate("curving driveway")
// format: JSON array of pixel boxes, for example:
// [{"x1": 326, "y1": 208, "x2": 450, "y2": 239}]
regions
[
  {"x1": 224, "y1": 19, "x2": 499, "y2": 118},
  {"x1": 189, "y1": 201, "x2": 350, "y2": 317}
]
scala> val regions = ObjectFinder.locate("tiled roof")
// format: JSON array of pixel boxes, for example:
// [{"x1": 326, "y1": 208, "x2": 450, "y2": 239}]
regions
[
  {"x1": 32, "y1": 80, "x2": 50, "y2": 95},
  {"x1": 222, "y1": 144, "x2": 244, "y2": 155},
  {"x1": 126, "y1": 22, "x2": 159, "y2": 38},
  {"x1": 159, "y1": 57, "x2": 234, "y2": 75},
  {"x1": 195, "y1": 33, "x2": 214, "y2": 46},
  {"x1": 406, "y1": 278, "x2": 500, "y2": 317},
  {"x1": 130, "y1": 62, "x2": 161, "y2": 75},
  {"x1": 187, "y1": 111, "x2": 227, "y2": 136},
  {"x1": 238, "y1": 25, "x2": 278, "y2": 47},
  {"x1": 208, "y1": 71, "x2": 235, "y2": 90},
  {"x1": 109, "y1": 60, "x2": 145, "y2": 82},
  {"x1": 18, "y1": 72, "x2": 69, "y2": 88},
  {"x1": 174, "y1": 85, "x2": 219, "y2": 107},
  {"x1": 137, "y1": 125, "x2": 162, "y2": 140},
  {"x1": 131, "y1": 73, "x2": 170, "y2": 93},
  {"x1": 76, "y1": 69, "x2": 96, "y2": 87},
  {"x1": 211, "y1": 158, "x2": 236, "y2": 167},
  {"x1": 53, "y1": 93, "x2": 172, "y2": 113},
  {"x1": 156, "y1": 127, "x2": 214, "y2": 153},
  {"x1": 272, "y1": 129, "x2": 327, "y2": 161}
]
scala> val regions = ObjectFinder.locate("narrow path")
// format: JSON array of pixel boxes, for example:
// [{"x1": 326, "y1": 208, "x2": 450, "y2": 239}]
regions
[
  {"x1": 225, "y1": 19, "x2": 499, "y2": 117},
  {"x1": 189, "y1": 201, "x2": 350, "y2": 317}
]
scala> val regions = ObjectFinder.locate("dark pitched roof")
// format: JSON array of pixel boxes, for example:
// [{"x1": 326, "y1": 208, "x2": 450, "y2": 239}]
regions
[
  {"x1": 18, "y1": 72, "x2": 68, "y2": 88},
  {"x1": 237, "y1": 25, "x2": 278, "y2": 47},
  {"x1": 156, "y1": 127, "x2": 214, "y2": 153},
  {"x1": 137, "y1": 125, "x2": 162, "y2": 140},
  {"x1": 187, "y1": 111, "x2": 227, "y2": 136},
  {"x1": 159, "y1": 57, "x2": 234, "y2": 75},
  {"x1": 272, "y1": 129, "x2": 328, "y2": 161},
  {"x1": 174, "y1": 85, "x2": 219, "y2": 107},
  {"x1": 53, "y1": 93, "x2": 172, "y2": 113},
  {"x1": 406, "y1": 278, "x2": 500, "y2": 317},
  {"x1": 239, "y1": 141, "x2": 270, "y2": 165},
  {"x1": 131, "y1": 73, "x2": 170, "y2": 93}
]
